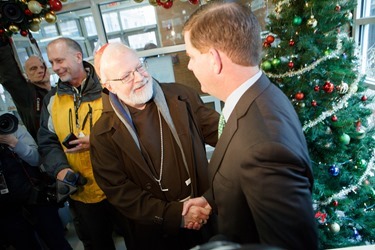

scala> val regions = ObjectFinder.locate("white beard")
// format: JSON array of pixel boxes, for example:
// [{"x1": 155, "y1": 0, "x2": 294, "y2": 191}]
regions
[{"x1": 121, "y1": 77, "x2": 154, "y2": 107}]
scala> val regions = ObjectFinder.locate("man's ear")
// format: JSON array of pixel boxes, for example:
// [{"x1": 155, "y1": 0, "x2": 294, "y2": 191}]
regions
[
  {"x1": 209, "y1": 48, "x2": 222, "y2": 74},
  {"x1": 103, "y1": 82, "x2": 115, "y2": 94},
  {"x1": 75, "y1": 51, "x2": 83, "y2": 63}
]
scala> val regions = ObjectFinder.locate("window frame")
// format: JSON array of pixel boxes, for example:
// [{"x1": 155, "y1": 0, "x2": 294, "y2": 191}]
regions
[{"x1": 353, "y1": 0, "x2": 375, "y2": 88}]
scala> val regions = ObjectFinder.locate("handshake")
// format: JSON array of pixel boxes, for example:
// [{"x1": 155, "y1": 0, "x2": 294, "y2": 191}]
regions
[{"x1": 182, "y1": 196, "x2": 211, "y2": 230}]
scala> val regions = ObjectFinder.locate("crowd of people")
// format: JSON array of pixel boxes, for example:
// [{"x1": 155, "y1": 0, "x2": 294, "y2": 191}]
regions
[{"x1": 0, "y1": 1, "x2": 318, "y2": 250}]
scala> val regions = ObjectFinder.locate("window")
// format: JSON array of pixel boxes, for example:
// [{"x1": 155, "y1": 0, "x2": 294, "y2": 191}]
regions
[
  {"x1": 84, "y1": 16, "x2": 98, "y2": 36},
  {"x1": 354, "y1": 0, "x2": 375, "y2": 85},
  {"x1": 102, "y1": 12, "x2": 121, "y2": 33},
  {"x1": 60, "y1": 20, "x2": 81, "y2": 37},
  {"x1": 100, "y1": 2, "x2": 159, "y2": 50}
]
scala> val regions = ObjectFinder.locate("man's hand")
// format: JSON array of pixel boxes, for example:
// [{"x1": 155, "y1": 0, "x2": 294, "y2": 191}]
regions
[
  {"x1": 0, "y1": 134, "x2": 18, "y2": 148},
  {"x1": 64, "y1": 135, "x2": 90, "y2": 153},
  {"x1": 56, "y1": 168, "x2": 74, "y2": 181},
  {"x1": 182, "y1": 197, "x2": 212, "y2": 230}
]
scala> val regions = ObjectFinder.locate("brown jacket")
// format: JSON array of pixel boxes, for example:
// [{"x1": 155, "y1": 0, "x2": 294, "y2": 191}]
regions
[{"x1": 90, "y1": 82, "x2": 219, "y2": 234}]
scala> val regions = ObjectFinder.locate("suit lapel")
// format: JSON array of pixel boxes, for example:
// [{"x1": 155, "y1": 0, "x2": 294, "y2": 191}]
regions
[{"x1": 209, "y1": 74, "x2": 272, "y2": 177}]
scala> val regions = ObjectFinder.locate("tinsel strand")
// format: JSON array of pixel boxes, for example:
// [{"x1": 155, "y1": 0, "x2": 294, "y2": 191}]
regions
[{"x1": 316, "y1": 149, "x2": 375, "y2": 206}]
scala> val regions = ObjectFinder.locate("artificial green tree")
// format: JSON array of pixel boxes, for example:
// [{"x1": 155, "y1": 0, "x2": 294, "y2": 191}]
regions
[{"x1": 262, "y1": 0, "x2": 375, "y2": 248}]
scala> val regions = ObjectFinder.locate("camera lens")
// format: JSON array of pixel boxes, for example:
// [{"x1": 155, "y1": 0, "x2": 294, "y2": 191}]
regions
[{"x1": 0, "y1": 113, "x2": 18, "y2": 134}]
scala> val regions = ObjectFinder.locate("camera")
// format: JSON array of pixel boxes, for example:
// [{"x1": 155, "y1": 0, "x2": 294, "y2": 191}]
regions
[
  {"x1": 56, "y1": 171, "x2": 87, "y2": 202},
  {"x1": 0, "y1": 113, "x2": 18, "y2": 135}
]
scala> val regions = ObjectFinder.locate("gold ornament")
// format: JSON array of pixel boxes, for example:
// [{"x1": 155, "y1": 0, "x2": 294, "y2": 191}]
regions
[
  {"x1": 29, "y1": 21, "x2": 40, "y2": 32},
  {"x1": 149, "y1": 0, "x2": 158, "y2": 6},
  {"x1": 28, "y1": 0, "x2": 43, "y2": 14},
  {"x1": 60, "y1": 0, "x2": 68, "y2": 2},
  {"x1": 160, "y1": 0, "x2": 168, "y2": 3},
  {"x1": 8, "y1": 24, "x2": 20, "y2": 33},
  {"x1": 45, "y1": 12, "x2": 57, "y2": 23},
  {"x1": 32, "y1": 17, "x2": 42, "y2": 24},
  {"x1": 133, "y1": 0, "x2": 144, "y2": 2},
  {"x1": 307, "y1": 15, "x2": 317, "y2": 28},
  {"x1": 20, "y1": 0, "x2": 28, "y2": 3}
]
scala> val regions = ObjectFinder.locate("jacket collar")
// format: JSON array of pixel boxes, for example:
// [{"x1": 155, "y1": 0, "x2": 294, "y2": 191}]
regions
[
  {"x1": 108, "y1": 80, "x2": 193, "y2": 194},
  {"x1": 209, "y1": 74, "x2": 271, "y2": 171},
  {"x1": 56, "y1": 61, "x2": 102, "y2": 101}
]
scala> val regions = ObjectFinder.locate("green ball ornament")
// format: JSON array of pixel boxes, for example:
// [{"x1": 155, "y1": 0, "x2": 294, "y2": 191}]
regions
[
  {"x1": 293, "y1": 16, "x2": 302, "y2": 25},
  {"x1": 356, "y1": 159, "x2": 367, "y2": 168},
  {"x1": 271, "y1": 58, "x2": 281, "y2": 66},
  {"x1": 261, "y1": 61, "x2": 272, "y2": 71},
  {"x1": 339, "y1": 133, "x2": 350, "y2": 145}
]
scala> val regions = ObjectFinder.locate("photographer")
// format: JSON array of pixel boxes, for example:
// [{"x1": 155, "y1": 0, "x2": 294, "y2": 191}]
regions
[{"x1": 0, "y1": 111, "x2": 72, "y2": 250}]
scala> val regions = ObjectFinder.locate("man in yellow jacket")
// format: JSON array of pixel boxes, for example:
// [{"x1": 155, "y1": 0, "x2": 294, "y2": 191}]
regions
[{"x1": 37, "y1": 37, "x2": 129, "y2": 250}]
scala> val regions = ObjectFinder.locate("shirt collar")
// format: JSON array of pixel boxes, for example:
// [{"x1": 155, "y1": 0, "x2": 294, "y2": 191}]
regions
[{"x1": 222, "y1": 70, "x2": 262, "y2": 121}]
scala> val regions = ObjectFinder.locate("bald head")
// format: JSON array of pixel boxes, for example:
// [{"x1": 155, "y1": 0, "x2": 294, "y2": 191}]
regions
[
  {"x1": 94, "y1": 43, "x2": 109, "y2": 78},
  {"x1": 24, "y1": 55, "x2": 51, "y2": 88},
  {"x1": 100, "y1": 43, "x2": 139, "y2": 84}
]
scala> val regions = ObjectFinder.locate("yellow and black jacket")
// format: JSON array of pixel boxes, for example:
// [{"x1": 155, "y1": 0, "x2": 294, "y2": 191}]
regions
[{"x1": 37, "y1": 61, "x2": 104, "y2": 203}]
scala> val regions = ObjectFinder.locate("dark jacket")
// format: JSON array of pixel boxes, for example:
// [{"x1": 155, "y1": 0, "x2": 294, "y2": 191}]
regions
[
  {"x1": 90, "y1": 82, "x2": 219, "y2": 234},
  {"x1": 205, "y1": 74, "x2": 318, "y2": 250}
]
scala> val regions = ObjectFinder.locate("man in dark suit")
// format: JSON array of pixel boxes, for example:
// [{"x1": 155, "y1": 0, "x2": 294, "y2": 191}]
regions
[
  {"x1": 182, "y1": 2, "x2": 318, "y2": 250},
  {"x1": 90, "y1": 42, "x2": 219, "y2": 249}
]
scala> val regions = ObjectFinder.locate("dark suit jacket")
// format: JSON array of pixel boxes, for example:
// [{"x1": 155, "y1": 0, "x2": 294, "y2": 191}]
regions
[
  {"x1": 205, "y1": 74, "x2": 318, "y2": 250},
  {"x1": 90, "y1": 82, "x2": 219, "y2": 234}
]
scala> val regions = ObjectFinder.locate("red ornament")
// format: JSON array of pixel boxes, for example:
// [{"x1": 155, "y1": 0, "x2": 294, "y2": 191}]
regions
[
  {"x1": 189, "y1": 0, "x2": 199, "y2": 5},
  {"x1": 335, "y1": 5, "x2": 341, "y2": 11},
  {"x1": 355, "y1": 120, "x2": 362, "y2": 130},
  {"x1": 314, "y1": 85, "x2": 320, "y2": 92},
  {"x1": 263, "y1": 41, "x2": 271, "y2": 48},
  {"x1": 315, "y1": 211, "x2": 327, "y2": 224},
  {"x1": 288, "y1": 61, "x2": 294, "y2": 69},
  {"x1": 332, "y1": 200, "x2": 339, "y2": 206},
  {"x1": 20, "y1": 30, "x2": 28, "y2": 37},
  {"x1": 322, "y1": 81, "x2": 334, "y2": 93},
  {"x1": 311, "y1": 100, "x2": 317, "y2": 107},
  {"x1": 289, "y1": 39, "x2": 295, "y2": 46},
  {"x1": 163, "y1": 0, "x2": 173, "y2": 9},
  {"x1": 331, "y1": 115, "x2": 338, "y2": 122},
  {"x1": 24, "y1": 9, "x2": 33, "y2": 16},
  {"x1": 266, "y1": 35, "x2": 275, "y2": 43},
  {"x1": 156, "y1": 0, "x2": 163, "y2": 6},
  {"x1": 0, "y1": 29, "x2": 4, "y2": 35},
  {"x1": 49, "y1": 0, "x2": 63, "y2": 11},
  {"x1": 361, "y1": 95, "x2": 367, "y2": 101},
  {"x1": 295, "y1": 92, "x2": 304, "y2": 100}
]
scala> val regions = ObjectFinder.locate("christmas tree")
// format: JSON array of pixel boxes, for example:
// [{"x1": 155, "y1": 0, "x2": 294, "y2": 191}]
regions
[{"x1": 261, "y1": 0, "x2": 375, "y2": 248}]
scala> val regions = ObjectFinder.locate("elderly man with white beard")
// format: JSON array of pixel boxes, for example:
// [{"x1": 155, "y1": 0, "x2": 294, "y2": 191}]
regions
[{"x1": 90, "y1": 42, "x2": 219, "y2": 250}]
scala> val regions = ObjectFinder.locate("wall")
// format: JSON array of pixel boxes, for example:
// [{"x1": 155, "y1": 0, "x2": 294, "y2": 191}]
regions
[{"x1": 153, "y1": 0, "x2": 272, "y2": 94}]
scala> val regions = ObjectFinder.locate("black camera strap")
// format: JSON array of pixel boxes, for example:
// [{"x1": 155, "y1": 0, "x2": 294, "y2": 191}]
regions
[{"x1": 68, "y1": 108, "x2": 73, "y2": 133}]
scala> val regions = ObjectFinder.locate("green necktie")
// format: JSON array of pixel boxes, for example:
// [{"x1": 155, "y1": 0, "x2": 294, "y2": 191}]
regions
[{"x1": 218, "y1": 113, "x2": 226, "y2": 138}]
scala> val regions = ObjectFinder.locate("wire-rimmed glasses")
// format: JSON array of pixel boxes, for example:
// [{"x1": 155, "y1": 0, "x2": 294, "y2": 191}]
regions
[{"x1": 106, "y1": 62, "x2": 147, "y2": 85}]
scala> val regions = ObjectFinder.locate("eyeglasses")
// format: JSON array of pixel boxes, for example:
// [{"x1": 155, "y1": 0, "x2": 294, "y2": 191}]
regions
[{"x1": 106, "y1": 63, "x2": 147, "y2": 85}]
